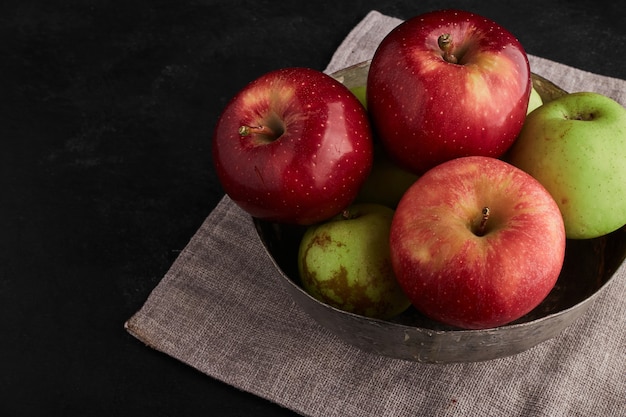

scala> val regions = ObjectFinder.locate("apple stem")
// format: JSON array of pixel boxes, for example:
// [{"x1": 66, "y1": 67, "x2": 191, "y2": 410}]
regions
[
  {"x1": 238, "y1": 125, "x2": 275, "y2": 137},
  {"x1": 341, "y1": 209, "x2": 355, "y2": 220},
  {"x1": 477, "y1": 207, "x2": 490, "y2": 236},
  {"x1": 438, "y1": 34, "x2": 458, "y2": 64}
]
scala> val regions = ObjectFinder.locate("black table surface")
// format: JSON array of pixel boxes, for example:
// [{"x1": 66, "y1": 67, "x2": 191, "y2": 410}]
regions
[{"x1": 4, "y1": 0, "x2": 625, "y2": 415}]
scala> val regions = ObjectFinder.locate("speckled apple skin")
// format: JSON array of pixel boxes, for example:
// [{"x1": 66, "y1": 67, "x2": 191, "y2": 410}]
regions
[
  {"x1": 367, "y1": 9, "x2": 531, "y2": 175},
  {"x1": 213, "y1": 67, "x2": 374, "y2": 225},
  {"x1": 390, "y1": 156, "x2": 566, "y2": 330}
]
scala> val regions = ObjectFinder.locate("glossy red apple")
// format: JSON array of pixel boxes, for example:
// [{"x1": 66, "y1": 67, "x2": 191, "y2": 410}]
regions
[
  {"x1": 367, "y1": 9, "x2": 531, "y2": 175},
  {"x1": 389, "y1": 156, "x2": 566, "y2": 329},
  {"x1": 212, "y1": 67, "x2": 374, "y2": 225}
]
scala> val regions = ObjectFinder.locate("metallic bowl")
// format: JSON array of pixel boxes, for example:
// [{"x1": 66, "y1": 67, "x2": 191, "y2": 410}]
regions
[{"x1": 253, "y1": 61, "x2": 626, "y2": 363}]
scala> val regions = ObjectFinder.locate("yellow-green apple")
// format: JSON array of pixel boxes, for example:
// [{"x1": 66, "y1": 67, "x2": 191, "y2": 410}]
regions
[
  {"x1": 298, "y1": 203, "x2": 411, "y2": 319},
  {"x1": 507, "y1": 92, "x2": 626, "y2": 239},
  {"x1": 212, "y1": 67, "x2": 374, "y2": 225},
  {"x1": 349, "y1": 85, "x2": 367, "y2": 109},
  {"x1": 367, "y1": 9, "x2": 531, "y2": 175},
  {"x1": 390, "y1": 156, "x2": 566, "y2": 329},
  {"x1": 348, "y1": 85, "x2": 419, "y2": 208},
  {"x1": 527, "y1": 86, "x2": 543, "y2": 114},
  {"x1": 353, "y1": 144, "x2": 419, "y2": 208}
]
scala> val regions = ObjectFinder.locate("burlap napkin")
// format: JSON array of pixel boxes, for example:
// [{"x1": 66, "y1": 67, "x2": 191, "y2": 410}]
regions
[{"x1": 126, "y1": 11, "x2": 626, "y2": 417}]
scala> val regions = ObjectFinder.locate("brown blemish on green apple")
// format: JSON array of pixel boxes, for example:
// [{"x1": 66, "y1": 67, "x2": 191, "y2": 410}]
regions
[
  {"x1": 564, "y1": 111, "x2": 597, "y2": 121},
  {"x1": 302, "y1": 251, "x2": 402, "y2": 317},
  {"x1": 307, "y1": 231, "x2": 346, "y2": 250},
  {"x1": 300, "y1": 236, "x2": 402, "y2": 317},
  {"x1": 299, "y1": 235, "x2": 349, "y2": 305},
  {"x1": 318, "y1": 262, "x2": 392, "y2": 316}
]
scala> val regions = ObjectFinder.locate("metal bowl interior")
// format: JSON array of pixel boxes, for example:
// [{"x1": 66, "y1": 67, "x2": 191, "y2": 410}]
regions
[{"x1": 253, "y1": 61, "x2": 626, "y2": 363}]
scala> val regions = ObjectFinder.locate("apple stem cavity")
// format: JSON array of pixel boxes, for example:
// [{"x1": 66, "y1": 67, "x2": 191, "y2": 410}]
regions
[
  {"x1": 238, "y1": 125, "x2": 275, "y2": 137},
  {"x1": 438, "y1": 34, "x2": 458, "y2": 64},
  {"x1": 475, "y1": 207, "x2": 491, "y2": 236},
  {"x1": 238, "y1": 118, "x2": 286, "y2": 144}
]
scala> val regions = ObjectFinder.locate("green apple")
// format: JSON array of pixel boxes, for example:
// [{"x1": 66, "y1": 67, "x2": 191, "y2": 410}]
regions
[
  {"x1": 507, "y1": 91, "x2": 626, "y2": 239},
  {"x1": 353, "y1": 144, "x2": 420, "y2": 208},
  {"x1": 349, "y1": 85, "x2": 367, "y2": 109},
  {"x1": 298, "y1": 203, "x2": 411, "y2": 319},
  {"x1": 348, "y1": 85, "x2": 418, "y2": 208},
  {"x1": 527, "y1": 86, "x2": 543, "y2": 114}
]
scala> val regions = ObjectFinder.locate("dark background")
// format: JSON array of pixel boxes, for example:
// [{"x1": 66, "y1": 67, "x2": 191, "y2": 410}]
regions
[{"x1": 3, "y1": 0, "x2": 624, "y2": 415}]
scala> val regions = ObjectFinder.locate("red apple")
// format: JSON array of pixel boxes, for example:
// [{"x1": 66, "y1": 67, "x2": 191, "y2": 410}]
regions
[
  {"x1": 389, "y1": 156, "x2": 566, "y2": 329},
  {"x1": 367, "y1": 9, "x2": 531, "y2": 175},
  {"x1": 212, "y1": 67, "x2": 374, "y2": 225}
]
